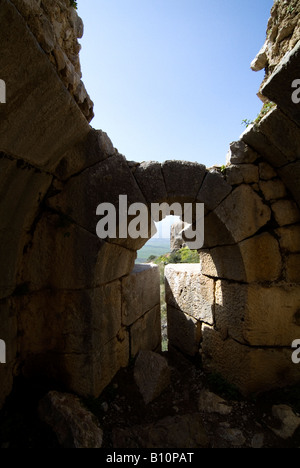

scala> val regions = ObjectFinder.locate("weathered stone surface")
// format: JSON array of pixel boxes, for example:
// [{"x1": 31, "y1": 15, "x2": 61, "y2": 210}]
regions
[
  {"x1": 259, "y1": 162, "x2": 277, "y2": 180},
  {"x1": 271, "y1": 405, "x2": 300, "y2": 440},
  {"x1": 279, "y1": 161, "x2": 300, "y2": 208},
  {"x1": 0, "y1": 0, "x2": 91, "y2": 171},
  {"x1": 134, "y1": 351, "x2": 171, "y2": 405},
  {"x1": 215, "y1": 281, "x2": 300, "y2": 346},
  {"x1": 226, "y1": 165, "x2": 259, "y2": 186},
  {"x1": 113, "y1": 414, "x2": 209, "y2": 449},
  {"x1": 276, "y1": 225, "x2": 300, "y2": 253},
  {"x1": 199, "y1": 246, "x2": 246, "y2": 282},
  {"x1": 167, "y1": 306, "x2": 202, "y2": 356},
  {"x1": 48, "y1": 153, "x2": 152, "y2": 250},
  {"x1": 130, "y1": 306, "x2": 162, "y2": 358},
  {"x1": 272, "y1": 200, "x2": 300, "y2": 226},
  {"x1": 55, "y1": 129, "x2": 116, "y2": 180},
  {"x1": 251, "y1": 43, "x2": 268, "y2": 71},
  {"x1": 217, "y1": 427, "x2": 246, "y2": 447},
  {"x1": 285, "y1": 254, "x2": 300, "y2": 283},
  {"x1": 202, "y1": 326, "x2": 300, "y2": 395},
  {"x1": 202, "y1": 211, "x2": 235, "y2": 248},
  {"x1": 239, "y1": 233, "x2": 282, "y2": 282},
  {"x1": 226, "y1": 140, "x2": 258, "y2": 165},
  {"x1": 21, "y1": 213, "x2": 136, "y2": 291},
  {"x1": 134, "y1": 161, "x2": 168, "y2": 205},
  {"x1": 215, "y1": 185, "x2": 271, "y2": 243},
  {"x1": 162, "y1": 161, "x2": 206, "y2": 202},
  {"x1": 165, "y1": 264, "x2": 214, "y2": 325},
  {"x1": 197, "y1": 170, "x2": 232, "y2": 211},
  {"x1": 259, "y1": 179, "x2": 287, "y2": 201},
  {"x1": 38, "y1": 391, "x2": 103, "y2": 448},
  {"x1": 198, "y1": 390, "x2": 232, "y2": 415},
  {"x1": 262, "y1": 42, "x2": 300, "y2": 127},
  {"x1": 0, "y1": 157, "x2": 52, "y2": 299},
  {"x1": 170, "y1": 221, "x2": 188, "y2": 251},
  {"x1": 122, "y1": 264, "x2": 160, "y2": 327}
]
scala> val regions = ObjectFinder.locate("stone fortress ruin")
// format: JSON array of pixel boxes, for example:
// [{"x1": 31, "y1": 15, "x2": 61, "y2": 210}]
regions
[{"x1": 0, "y1": 0, "x2": 300, "y2": 414}]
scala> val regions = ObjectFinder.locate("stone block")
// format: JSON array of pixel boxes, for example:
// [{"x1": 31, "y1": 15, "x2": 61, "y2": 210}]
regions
[
  {"x1": 197, "y1": 170, "x2": 232, "y2": 210},
  {"x1": 122, "y1": 264, "x2": 160, "y2": 326},
  {"x1": 199, "y1": 246, "x2": 246, "y2": 282},
  {"x1": 215, "y1": 281, "x2": 300, "y2": 346},
  {"x1": 215, "y1": 185, "x2": 271, "y2": 243},
  {"x1": 162, "y1": 161, "x2": 206, "y2": 202},
  {"x1": 130, "y1": 305, "x2": 162, "y2": 358},
  {"x1": 259, "y1": 179, "x2": 287, "y2": 201},
  {"x1": 259, "y1": 162, "x2": 277, "y2": 181},
  {"x1": 165, "y1": 264, "x2": 214, "y2": 325},
  {"x1": 226, "y1": 165, "x2": 259, "y2": 186},
  {"x1": 242, "y1": 125, "x2": 288, "y2": 168},
  {"x1": 0, "y1": 0, "x2": 90, "y2": 171},
  {"x1": 202, "y1": 211, "x2": 235, "y2": 248},
  {"x1": 202, "y1": 326, "x2": 300, "y2": 395},
  {"x1": 0, "y1": 157, "x2": 52, "y2": 299},
  {"x1": 239, "y1": 233, "x2": 282, "y2": 282},
  {"x1": 21, "y1": 213, "x2": 136, "y2": 291},
  {"x1": 286, "y1": 254, "x2": 300, "y2": 283},
  {"x1": 167, "y1": 305, "x2": 202, "y2": 356},
  {"x1": 276, "y1": 225, "x2": 300, "y2": 253},
  {"x1": 279, "y1": 161, "x2": 300, "y2": 208},
  {"x1": 134, "y1": 350, "x2": 171, "y2": 404},
  {"x1": 272, "y1": 200, "x2": 300, "y2": 226},
  {"x1": 48, "y1": 153, "x2": 152, "y2": 250},
  {"x1": 226, "y1": 140, "x2": 258, "y2": 165},
  {"x1": 134, "y1": 161, "x2": 168, "y2": 205}
]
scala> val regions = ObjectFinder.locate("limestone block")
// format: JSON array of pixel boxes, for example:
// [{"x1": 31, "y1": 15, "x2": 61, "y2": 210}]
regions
[
  {"x1": 226, "y1": 140, "x2": 258, "y2": 165},
  {"x1": 165, "y1": 264, "x2": 214, "y2": 325},
  {"x1": 215, "y1": 185, "x2": 271, "y2": 243},
  {"x1": 242, "y1": 125, "x2": 288, "y2": 168},
  {"x1": 167, "y1": 305, "x2": 202, "y2": 356},
  {"x1": 21, "y1": 213, "x2": 136, "y2": 291},
  {"x1": 48, "y1": 153, "x2": 152, "y2": 250},
  {"x1": 202, "y1": 326, "x2": 300, "y2": 395},
  {"x1": 0, "y1": 157, "x2": 52, "y2": 299},
  {"x1": 215, "y1": 281, "x2": 300, "y2": 346},
  {"x1": 276, "y1": 225, "x2": 300, "y2": 253},
  {"x1": 279, "y1": 161, "x2": 300, "y2": 208},
  {"x1": 134, "y1": 350, "x2": 171, "y2": 404},
  {"x1": 54, "y1": 129, "x2": 116, "y2": 181},
  {"x1": 199, "y1": 246, "x2": 246, "y2": 282},
  {"x1": 202, "y1": 211, "x2": 235, "y2": 248},
  {"x1": 162, "y1": 161, "x2": 206, "y2": 202},
  {"x1": 259, "y1": 179, "x2": 287, "y2": 201},
  {"x1": 0, "y1": 0, "x2": 90, "y2": 171},
  {"x1": 239, "y1": 233, "x2": 282, "y2": 282},
  {"x1": 130, "y1": 305, "x2": 162, "y2": 358},
  {"x1": 134, "y1": 161, "x2": 168, "y2": 205},
  {"x1": 259, "y1": 162, "x2": 277, "y2": 180},
  {"x1": 286, "y1": 254, "x2": 300, "y2": 283},
  {"x1": 226, "y1": 165, "x2": 259, "y2": 186},
  {"x1": 122, "y1": 264, "x2": 160, "y2": 326},
  {"x1": 272, "y1": 200, "x2": 300, "y2": 226},
  {"x1": 196, "y1": 170, "x2": 232, "y2": 211},
  {"x1": 262, "y1": 42, "x2": 300, "y2": 127}
]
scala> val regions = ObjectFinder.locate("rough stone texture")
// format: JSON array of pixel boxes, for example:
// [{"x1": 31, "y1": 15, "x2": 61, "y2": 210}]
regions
[
  {"x1": 196, "y1": 170, "x2": 232, "y2": 211},
  {"x1": 162, "y1": 161, "x2": 206, "y2": 202},
  {"x1": 271, "y1": 405, "x2": 300, "y2": 440},
  {"x1": 226, "y1": 140, "x2": 258, "y2": 165},
  {"x1": 215, "y1": 281, "x2": 300, "y2": 347},
  {"x1": 276, "y1": 225, "x2": 300, "y2": 253},
  {"x1": 199, "y1": 246, "x2": 246, "y2": 282},
  {"x1": 165, "y1": 264, "x2": 214, "y2": 325},
  {"x1": 202, "y1": 211, "x2": 235, "y2": 248},
  {"x1": 134, "y1": 351, "x2": 171, "y2": 405},
  {"x1": 259, "y1": 179, "x2": 287, "y2": 201},
  {"x1": 202, "y1": 326, "x2": 300, "y2": 395},
  {"x1": 0, "y1": 0, "x2": 91, "y2": 171},
  {"x1": 134, "y1": 161, "x2": 168, "y2": 205},
  {"x1": 198, "y1": 389, "x2": 232, "y2": 415},
  {"x1": 259, "y1": 162, "x2": 277, "y2": 180},
  {"x1": 215, "y1": 185, "x2": 271, "y2": 243},
  {"x1": 38, "y1": 391, "x2": 103, "y2": 448},
  {"x1": 21, "y1": 213, "x2": 136, "y2": 291},
  {"x1": 279, "y1": 161, "x2": 300, "y2": 208},
  {"x1": 285, "y1": 254, "x2": 300, "y2": 283},
  {"x1": 271, "y1": 200, "x2": 300, "y2": 226},
  {"x1": 130, "y1": 305, "x2": 162, "y2": 358},
  {"x1": 113, "y1": 413, "x2": 209, "y2": 449},
  {"x1": 170, "y1": 221, "x2": 188, "y2": 251},
  {"x1": 122, "y1": 264, "x2": 160, "y2": 327},
  {"x1": 167, "y1": 306, "x2": 202, "y2": 356},
  {"x1": 226, "y1": 165, "x2": 259, "y2": 186}
]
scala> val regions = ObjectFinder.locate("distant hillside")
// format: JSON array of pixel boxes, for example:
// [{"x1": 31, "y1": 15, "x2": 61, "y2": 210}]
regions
[{"x1": 136, "y1": 238, "x2": 171, "y2": 264}]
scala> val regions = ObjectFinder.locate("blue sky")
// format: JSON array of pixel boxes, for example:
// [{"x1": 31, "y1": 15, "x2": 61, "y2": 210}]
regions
[{"x1": 77, "y1": 0, "x2": 274, "y2": 168}]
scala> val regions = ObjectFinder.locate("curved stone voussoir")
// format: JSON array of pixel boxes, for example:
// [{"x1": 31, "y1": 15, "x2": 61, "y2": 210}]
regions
[
  {"x1": 162, "y1": 160, "x2": 206, "y2": 202},
  {"x1": 134, "y1": 161, "x2": 168, "y2": 205},
  {"x1": 196, "y1": 169, "x2": 232, "y2": 211}
]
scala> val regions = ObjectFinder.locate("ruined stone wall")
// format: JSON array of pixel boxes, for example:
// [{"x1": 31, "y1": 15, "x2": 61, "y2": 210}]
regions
[{"x1": 0, "y1": 0, "x2": 300, "y2": 408}]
